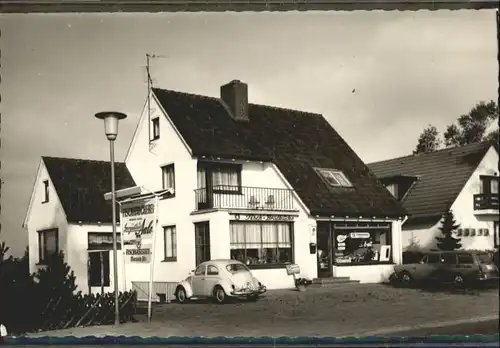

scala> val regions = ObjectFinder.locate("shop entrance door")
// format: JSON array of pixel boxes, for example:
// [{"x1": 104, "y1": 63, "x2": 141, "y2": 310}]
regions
[{"x1": 316, "y1": 221, "x2": 333, "y2": 278}]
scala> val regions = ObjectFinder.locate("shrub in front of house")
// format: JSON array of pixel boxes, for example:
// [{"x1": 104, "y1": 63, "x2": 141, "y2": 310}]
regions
[{"x1": 0, "y1": 242, "x2": 137, "y2": 335}]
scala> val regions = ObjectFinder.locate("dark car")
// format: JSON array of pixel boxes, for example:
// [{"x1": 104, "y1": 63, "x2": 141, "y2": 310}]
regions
[{"x1": 392, "y1": 250, "x2": 499, "y2": 287}]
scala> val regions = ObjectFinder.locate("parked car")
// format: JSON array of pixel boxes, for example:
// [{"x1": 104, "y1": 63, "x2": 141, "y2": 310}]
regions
[
  {"x1": 174, "y1": 259, "x2": 267, "y2": 304},
  {"x1": 391, "y1": 250, "x2": 499, "y2": 287}
]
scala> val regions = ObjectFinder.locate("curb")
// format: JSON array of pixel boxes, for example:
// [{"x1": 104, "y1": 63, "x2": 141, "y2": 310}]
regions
[{"x1": 342, "y1": 314, "x2": 500, "y2": 337}]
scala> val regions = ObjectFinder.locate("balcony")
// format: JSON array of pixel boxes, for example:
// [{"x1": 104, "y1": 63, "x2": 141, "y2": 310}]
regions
[
  {"x1": 473, "y1": 193, "x2": 499, "y2": 213},
  {"x1": 194, "y1": 185, "x2": 295, "y2": 212}
]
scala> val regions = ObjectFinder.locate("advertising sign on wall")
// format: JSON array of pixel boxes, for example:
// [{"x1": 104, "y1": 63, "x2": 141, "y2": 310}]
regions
[{"x1": 120, "y1": 197, "x2": 156, "y2": 264}]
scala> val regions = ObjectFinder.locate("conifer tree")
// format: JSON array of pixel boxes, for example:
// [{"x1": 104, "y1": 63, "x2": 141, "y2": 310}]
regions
[{"x1": 435, "y1": 210, "x2": 462, "y2": 251}]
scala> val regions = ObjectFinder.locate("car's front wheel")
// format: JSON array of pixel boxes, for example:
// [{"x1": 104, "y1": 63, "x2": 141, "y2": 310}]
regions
[
  {"x1": 213, "y1": 285, "x2": 226, "y2": 304},
  {"x1": 399, "y1": 271, "x2": 414, "y2": 286},
  {"x1": 176, "y1": 286, "x2": 188, "y2": 304}
]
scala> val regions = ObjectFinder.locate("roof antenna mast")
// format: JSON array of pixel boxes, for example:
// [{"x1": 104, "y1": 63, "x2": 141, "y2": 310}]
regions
[{"x1": 146, "y1": 53, "x2": 167, "y2": 152}]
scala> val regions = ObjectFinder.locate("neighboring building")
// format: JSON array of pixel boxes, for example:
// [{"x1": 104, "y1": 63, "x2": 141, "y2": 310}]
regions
[
  {"x1": 120, "y1": 79, "x2": 406, "y2": 293},
  {"x1": 23, "y1": 157, "x2": 136, "y2": 294},
  {"x1": 24, "y1": 80, "x2": 407, "y2": 298},
  {"x1": 369, "y1": 142, "x2": 499, "y2": 252}
]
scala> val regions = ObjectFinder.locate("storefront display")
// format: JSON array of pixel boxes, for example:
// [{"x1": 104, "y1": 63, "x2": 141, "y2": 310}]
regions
[{"x1": 334, "y1": 229, "x2": 392, "y2": 265}]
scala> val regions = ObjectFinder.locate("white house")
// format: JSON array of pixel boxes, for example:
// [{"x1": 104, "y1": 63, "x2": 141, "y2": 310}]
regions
[
  {"x1": 369, "y1": 142, "x2": 499, "y2": 252},
  {"x1": 25, "y1": 80, "x2": 408, "y2": 301},
  {"x1": 23, "y1": 157, "x2": 135, "y2": 294}
]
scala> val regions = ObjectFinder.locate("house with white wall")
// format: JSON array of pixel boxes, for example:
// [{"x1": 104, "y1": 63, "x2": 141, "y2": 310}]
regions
[
  {"x1": 23, "y1": 156, "x2": 136, "y2": 294},
  {"x1": 117, "y1": 79, "x2": 407, "y2": 299},
  {"x1": 24, "y1": 80, "x2": 408, "y2": 302},
  {"x1": 369, "y1": 142, "x2": 499, "y2": 252}
]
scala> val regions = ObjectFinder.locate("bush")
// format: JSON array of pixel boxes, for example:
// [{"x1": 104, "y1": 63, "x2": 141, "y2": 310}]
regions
[{"x1": 0, "y1": 242, "x2": 137, "y2": 335}]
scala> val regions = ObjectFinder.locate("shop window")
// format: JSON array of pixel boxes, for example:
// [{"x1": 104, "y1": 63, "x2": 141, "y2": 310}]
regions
[
  {"x1": 163, "y1": 225, "x2": 177, "y2": 261},
  {"x1": 229, "y1": 222, "x2": 293, "y2": 268},
  {"x1": 315, "y1": 168, "x2": 353, "y2": 188},
  {"x1": 334, "y1": 229, "x2": 392, "y2": 265},
  {"x1": 38, "y1": 228, "x2": 58, "y2": 264}
]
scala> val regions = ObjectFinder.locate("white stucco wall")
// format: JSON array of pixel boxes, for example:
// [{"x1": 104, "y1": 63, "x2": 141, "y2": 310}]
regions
[
  {"x1": 403, "y1": 146, "x2": 499, "y2": 251},
  {"x1": 122, "y1": 92, "x2": 317, "y2": 290},
  {"x1": 25, "y1": 160, "x2": 69, "y2": 275},
  {"x1": 67, "y1": 223, "x2": 126, "y2": 294}
]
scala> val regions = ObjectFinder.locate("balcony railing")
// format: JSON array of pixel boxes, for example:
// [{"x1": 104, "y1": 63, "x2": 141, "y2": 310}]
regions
[
  {"x1": 473, "y1": 193, "x2": 499, "y2": 210},
  {"x1": 194, "y1": 185, "x2": 295, "y2": 212}
]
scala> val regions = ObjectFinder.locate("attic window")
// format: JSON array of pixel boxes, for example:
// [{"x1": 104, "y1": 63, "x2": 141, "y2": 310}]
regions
[
  {"x1": 315, "y1": 168, "x2": 353, "y2": 188},
  {"x1": 151, "y1": 117, "x2": 160, "y2": 140},
  {"x1": 42, "y1": 180, "x2": 49, "y2": 203}
]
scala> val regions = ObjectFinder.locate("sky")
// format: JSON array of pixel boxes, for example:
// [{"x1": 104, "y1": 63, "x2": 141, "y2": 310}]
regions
[{"x1": 1, "y1": 11, "x2": 498, "y2": 256}]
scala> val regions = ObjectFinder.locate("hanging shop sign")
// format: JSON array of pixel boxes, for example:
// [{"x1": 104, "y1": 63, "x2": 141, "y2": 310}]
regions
[
  {"x1": 125, "y1": 243, "x2": 152, "y2": 263},
  {"x1": 232, "y1": 213, "x2": 295, "y2": 222},
  {"x1": 120, "y1": 197, "x2": 156, "y2": 246}
]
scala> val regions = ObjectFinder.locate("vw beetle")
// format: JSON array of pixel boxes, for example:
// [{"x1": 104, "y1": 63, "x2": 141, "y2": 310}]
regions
[{"x1": 174, "y1": 259, "x2": 267, "y2": 304}]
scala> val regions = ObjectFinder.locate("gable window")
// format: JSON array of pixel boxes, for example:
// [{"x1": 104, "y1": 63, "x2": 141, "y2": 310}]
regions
[
  {"x1": 161, "y1": 164, "x2": 175, "y2": 192},
  {"x1": 480, "y1": 176, "x2": 499, "y2": 195},
  {"x1": 151, "y1": 118, "x2": 160, "y2": 140},
  {"x1": 385, "y1": 184, "x2": 398, "y2": 198},
  {"x1": 163, "y1": 225, "x2": 177, "y2": 261},
  {"x1": 38, "y1": 228, "x2": 58, "y2": 264},
  {"x1": 42, "y1": 180, "x2": 49, "y2": 203},
  {"x1": 315, "y1": 168, "x2": 353, "y2": 188}
]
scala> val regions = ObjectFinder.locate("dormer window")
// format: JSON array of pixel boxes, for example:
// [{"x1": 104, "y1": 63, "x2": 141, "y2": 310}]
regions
[
  {"x1": 42, "y1": 180, "x2": 49, "y2": 203},
  {"x1": 315, "y1": 168, "x2": 353, "y2": 188},
  {"x1": 385, "y1": 183, "x2": 398, "y2": 198},
  {"x1": 151, "y1": 117, "x2": 160, "y2": 140}
]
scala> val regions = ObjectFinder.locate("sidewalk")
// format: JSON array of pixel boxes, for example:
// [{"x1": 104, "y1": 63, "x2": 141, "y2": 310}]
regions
[{"x1": 24, "y1": 284, "x2": 499, "y2": 338}]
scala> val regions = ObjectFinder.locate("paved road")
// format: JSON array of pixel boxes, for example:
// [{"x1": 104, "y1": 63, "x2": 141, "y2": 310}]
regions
[
  {"x1": 28, "y1": 284, "x2": 499, "y2": 338},
  {"x1": 393, "y1": 319, "x2": 499, "y2": 336}
]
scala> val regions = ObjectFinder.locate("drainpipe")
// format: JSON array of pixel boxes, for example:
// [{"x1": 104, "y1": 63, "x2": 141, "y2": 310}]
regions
[{"x1": 399, "y1": 215, "x2": 409, "y2": 264}]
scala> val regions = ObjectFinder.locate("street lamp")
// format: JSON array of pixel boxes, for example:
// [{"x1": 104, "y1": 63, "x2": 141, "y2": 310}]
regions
[{"x1": 95, "y1": 111, "x2": 127, "y2": 326}]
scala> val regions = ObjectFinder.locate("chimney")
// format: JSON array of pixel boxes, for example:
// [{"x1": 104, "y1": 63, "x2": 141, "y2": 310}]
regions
[{"x1": 220, "y1": 80, "x2": 249, "y2": 122}]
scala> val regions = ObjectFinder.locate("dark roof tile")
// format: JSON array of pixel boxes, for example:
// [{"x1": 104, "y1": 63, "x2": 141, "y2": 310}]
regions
[
  {"x1": 368, "y1": 142, "x2": 492, "y2": 223},
  {"x1": 42, "y1": 157, "x2": 136, "y2": 224},
  {"x1": 153, "y1": 87, "x2": 406, "y2": 218}
]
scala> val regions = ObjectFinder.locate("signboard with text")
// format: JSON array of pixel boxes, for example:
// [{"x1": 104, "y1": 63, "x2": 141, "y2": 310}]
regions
[
  {"x1": 120, "y1": 197, "x2": 156, "y2": 264},
  {"x1": 231, "y1": 213, "x2": 295, "y2": 222}
]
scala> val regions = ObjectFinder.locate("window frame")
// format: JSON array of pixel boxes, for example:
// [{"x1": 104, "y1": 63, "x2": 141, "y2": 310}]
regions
[
  {"x1": 194, "y1": 221, "x2": 211, "y2": 266},
  {"x1": 314, "y1": 168, "x2": 353, "y2": 188},
  {"x1": 480, "y1": 175, "x2": 499, "y2": 195},
  {"x1": 229, "y1": 221, "x2": 294, "y2": 270},
  {"x1": 37, "y1": 228, "x2": 59, "y2": 264},
  {"x1": 163, "y1": 225, "x2": 177, "y2": 262},
  {"x1": 198, "y1": 162, "x2": 242, "y2": 194},
  {"x1": 151, "y1": 117, "x2": 160, "y2": 140},
  {"x1": 42, "y1": 180, "x2": 49, "y2": 203},
  {"x1": 207, "y1": 265, "x2": 219, "y2": 276},
  {"x1": 161, "y1": 164, "x2": 176, "y2": 195},
  {"x1": 333, "y1": 226, "x2": 393, "y2": 266},
  {"x1": 88, "y1": 251, "x2": 111, "y2": 287}
]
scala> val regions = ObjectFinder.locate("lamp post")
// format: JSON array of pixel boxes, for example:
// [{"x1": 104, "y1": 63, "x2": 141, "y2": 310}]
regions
[{"x1": 95, "y1": 111, "x2": 127, "y2": 326}]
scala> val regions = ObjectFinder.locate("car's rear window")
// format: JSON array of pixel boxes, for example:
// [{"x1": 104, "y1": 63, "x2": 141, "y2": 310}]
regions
[
  {"x1": 476, "y1": 253, "x2": 493, "y2": 264},
  {"x1": 226, "y1": 263, "x2": 250, "y2": 273},
  {"x1": 457, "y1": 253, "x2": 474, "y2": 264}
]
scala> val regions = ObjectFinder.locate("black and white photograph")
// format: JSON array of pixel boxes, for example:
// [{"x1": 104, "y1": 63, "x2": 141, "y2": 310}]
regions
[{"x1": 1, "y1": 3, "x2": 499, "y2": 340}]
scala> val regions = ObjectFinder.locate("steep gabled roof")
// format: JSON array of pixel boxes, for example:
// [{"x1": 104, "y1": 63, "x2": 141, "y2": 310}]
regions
[
  {"x1": 42, "y1": 157, "x2": 136, "y2": 224},
  {"x1": 152, "y1": 87, "x2": 406, "y2": 218},
  {"x1": 368, "y1": 141, "x2": 493, "y2": 224}
]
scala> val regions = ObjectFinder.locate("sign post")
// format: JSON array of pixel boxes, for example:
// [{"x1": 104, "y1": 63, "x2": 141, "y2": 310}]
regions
[{"x1": 147, "y1": 195, "x2": 159, "y2": 322}]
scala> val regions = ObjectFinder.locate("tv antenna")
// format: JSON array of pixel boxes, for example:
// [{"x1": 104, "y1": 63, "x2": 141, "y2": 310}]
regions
[{"x1": 146, "y1": 53, "x2": 168, "y2": 154}]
